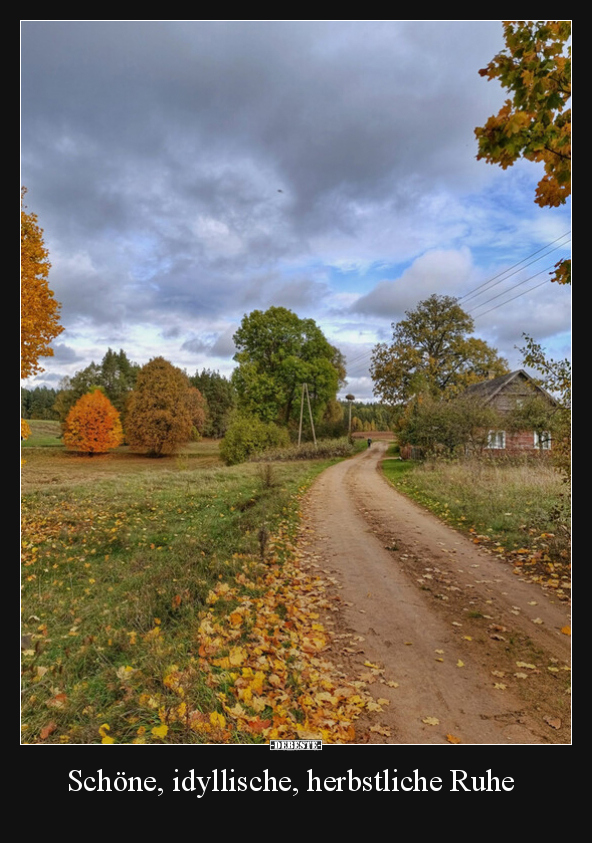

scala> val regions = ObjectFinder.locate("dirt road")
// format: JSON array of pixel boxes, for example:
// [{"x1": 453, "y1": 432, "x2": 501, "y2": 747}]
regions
[{"x1": 299, "y1": 443, "x2": 571, "y2": 744}]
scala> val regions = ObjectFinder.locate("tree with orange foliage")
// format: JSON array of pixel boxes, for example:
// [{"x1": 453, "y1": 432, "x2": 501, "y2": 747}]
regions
[
  {"x1": 64, "y1": 389, "x2": 124, "y2": 455},
  {"x1": 475, "y1": 21, "x2": 571, "y2": 284},
  {"x1": 21, "y1": 188, "x2": 64, "y2": 378},
  {"x1": 126, "y1": 357, "x2": 205, "y2": 456}
]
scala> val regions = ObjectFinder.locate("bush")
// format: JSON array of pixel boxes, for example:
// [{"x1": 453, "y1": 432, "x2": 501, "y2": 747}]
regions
[
  {"x1": 252, "y1": 437, "x2": 354, "y2": 462},
  {"x1": 219, "y1": 414, "x2": 290, "y2": 465}
]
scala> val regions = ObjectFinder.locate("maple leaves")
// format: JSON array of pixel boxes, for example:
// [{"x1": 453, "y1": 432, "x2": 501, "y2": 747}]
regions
[
  {"x1": 475, "y1": 22, "x2": 571, "y2": 284},
  {"x1": 21, "y1": 188, "x2": 63, "y2": 379},
  {"x1": 64, "y1": 389, "x2": 124, "y2": 454}
]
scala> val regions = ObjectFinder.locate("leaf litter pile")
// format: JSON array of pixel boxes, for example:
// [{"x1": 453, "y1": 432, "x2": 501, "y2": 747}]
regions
[{"x1": 21, "y1": 463, "x2": 375, "y2": 744}]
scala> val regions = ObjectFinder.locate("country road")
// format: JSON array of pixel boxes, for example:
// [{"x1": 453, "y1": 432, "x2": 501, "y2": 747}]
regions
[{"x1": 298, "y1": 442, "x2": 571, "y2": 744}]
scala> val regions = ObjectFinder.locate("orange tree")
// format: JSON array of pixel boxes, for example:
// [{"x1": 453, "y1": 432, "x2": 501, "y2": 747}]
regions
[
  {"x1": 21, "y1": 187, "x2": 64, "y2": 378},
  {"x1": 125, "y1": 357, "x2": 205, "y2": 456},
  {"x1": 475, "y1": 21, "x2": 571, "y2": 283},
  {"x1": 64, "y1": 389, "x2": 124, "y2": 454}
]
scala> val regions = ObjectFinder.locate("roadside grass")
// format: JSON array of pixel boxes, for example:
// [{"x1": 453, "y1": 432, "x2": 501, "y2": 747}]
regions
[
  {"x1": 381, "y1": 456, "x2": 570, "y2": 592},
  {"x1": 21, "y1": 449, "x2": 368, "y2": 744}
]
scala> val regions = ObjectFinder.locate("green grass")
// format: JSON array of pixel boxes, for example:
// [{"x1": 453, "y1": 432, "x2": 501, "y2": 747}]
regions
[
  {"x1": 381, "y1": 456, "x2": 570, "y2": 562},
  {"x1": 21, "y1": 450, "x2": 356, "y2": 744},
  {"x1": 22, "y1": 419, "x2": 63, "y2": 447}
]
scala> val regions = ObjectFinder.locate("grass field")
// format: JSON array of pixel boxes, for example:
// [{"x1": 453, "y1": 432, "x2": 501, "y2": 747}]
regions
[
  {"x1": 21, "y1": 434, "x2": 370, "y2": 744},
  {"x1": 381, "y1": 448, "x2": 570, "y2": 595}
]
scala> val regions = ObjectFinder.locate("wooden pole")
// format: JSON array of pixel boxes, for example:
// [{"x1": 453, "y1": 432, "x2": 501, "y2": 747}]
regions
[
  {"x1": 305, "y1": 383, "x2": 317, "y2": 446},
  {"x1": 298, "y1": 383, "x2": 305, "y2": 446}
]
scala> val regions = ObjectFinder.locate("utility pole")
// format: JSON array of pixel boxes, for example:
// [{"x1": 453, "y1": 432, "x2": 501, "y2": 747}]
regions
[
  {"x1": 298, "y1": 383, "x2": 317, "y2": 446},
  {"x1": 346, "y1": 393, "x2": 355, "y2": 443},
  {"x1": 298, "y1": 383, "x2": 305, "y2": 446}
]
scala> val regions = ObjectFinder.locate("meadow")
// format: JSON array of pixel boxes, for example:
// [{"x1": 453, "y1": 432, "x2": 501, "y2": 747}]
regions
[
  {"x1": 21, "y1": 423, "x2": 368, "y2": 744},
  {"x1": 381, "y1": 446, "x2": 570, "y2": 596}
]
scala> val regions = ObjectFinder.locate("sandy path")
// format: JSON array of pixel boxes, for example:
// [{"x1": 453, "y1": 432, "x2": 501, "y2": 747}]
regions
[{"x1": 299, "y1": 442, "x2": 571, "y2": 744}]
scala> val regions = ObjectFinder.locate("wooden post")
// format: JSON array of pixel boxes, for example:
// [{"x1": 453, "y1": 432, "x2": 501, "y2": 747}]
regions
[
  {"x1": 305, "y1": 383, "x2": 317, "y2": 446},
  {"x1": 298, "y1": 383, "x2": 305, "y2": 446}
]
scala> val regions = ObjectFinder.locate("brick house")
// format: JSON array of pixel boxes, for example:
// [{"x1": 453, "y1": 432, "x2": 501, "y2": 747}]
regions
[{"x1": 462, "y1": 369, "x2": 556, "y2": 454}]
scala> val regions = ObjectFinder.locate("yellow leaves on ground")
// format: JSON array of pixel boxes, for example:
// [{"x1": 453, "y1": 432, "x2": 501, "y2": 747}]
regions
[
  {"x1": 99, "y1": 723, "x2": 115, "y2": 744},
  {"x1": 422, "y1": 716, "x2": 440, "y2": 726},
  {"x1": 446, "y1": 734, "x2": 462, "y2": 744},
  {"x1": 561, "y1": 626, "x2": 571, "y2": 636},
  {"x1": 151, "y1": 724, "x2": 169, "y2": 739},
  {"x1": 188, "y1": 521, "x2": 374, "y2": 744}
]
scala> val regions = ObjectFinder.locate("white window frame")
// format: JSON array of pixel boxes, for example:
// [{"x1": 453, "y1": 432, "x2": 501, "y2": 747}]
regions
[
  {"x1": 487, "y1": 430, "x2": 506, "y2": 449},
  {"x1": 534, "y1": 431, "x2": 552, "y2": 450}
]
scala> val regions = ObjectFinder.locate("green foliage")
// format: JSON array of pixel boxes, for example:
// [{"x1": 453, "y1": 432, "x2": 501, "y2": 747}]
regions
[
  {"x1": 125, "y1": 358, "x2": 205, "y2": 456},
  {"x1": 219, "y1": 413, "x2": 291, "y2": 465},
  {"x1": 475, "y1": 21, "x2": 571, "y2": 283},
  {"x1": 252, "y1": 437, "x2": 354, "y2": 462},
  {"x1": 370, "y1": 295, "x2": 509, "y2": 405},
  {"x1": 231, "y1": 307, "x2": 344, "y2": 426},
  {"x1": 21, "y1": 386, "x2": 59, "y2": 420},
  {"x1": 190, "y1": 369, "x2": 237, "y2": 438},
  {"x1": 519, "y1": 335, "x2": 571, "y2": 478},
  {"x1": 54, "y1": 348, "x2": 140, "y2": 427},
  {"x1": 397, "y1": 395, "x2": 502, "y2": 457}
]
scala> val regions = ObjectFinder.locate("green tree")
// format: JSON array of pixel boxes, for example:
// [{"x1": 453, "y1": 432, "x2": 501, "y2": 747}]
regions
[
  {"x1": 519, "y1": 335, "x2": 570, "y2": 478},
  {"x1": 190, "y1": 369, "x2": 237, "y2": 438},
  {"x1": 125, "y1": 357, "x2": 204, "y2": 456},
  {"x1": 475, "y1": 21, "x2": 571, "y2": 283},
  {"x1": 231, "y1": 307, "x2": 344, "y2": 426},
  {"x1": 54, "y1": 348, "x2": 140, "y2": 428},
  {"x1": 397, "y1": 395, "x2": 501, "y2": 457},
  {"x1": 370, "y1": 295, "x2": 509, "y2": 406}
]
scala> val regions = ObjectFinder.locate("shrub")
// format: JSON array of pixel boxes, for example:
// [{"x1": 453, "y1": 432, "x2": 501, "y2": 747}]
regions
[
  {"x1": 252, "y1": 437, "x2": 354, "y2": 462},
  {"x1": 64, "y1": 389, "x2": 124, "y2": 454},
  {"x1": 219, "y1": 414, "x2": 290, "y2": 465}
]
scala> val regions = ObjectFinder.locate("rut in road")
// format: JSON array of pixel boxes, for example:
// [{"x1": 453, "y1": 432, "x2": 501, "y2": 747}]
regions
[{"x1": 298, "y1": 442, "x2": 571, "y2": 744}]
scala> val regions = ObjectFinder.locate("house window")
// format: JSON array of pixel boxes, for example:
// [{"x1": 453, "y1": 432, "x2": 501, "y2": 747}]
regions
[
  {"x1": 534, "y1": 431, "x2": 552, "y2": 450},
  {"x1": 487, "y1": 430, "x2": 506, "y2": 449}
]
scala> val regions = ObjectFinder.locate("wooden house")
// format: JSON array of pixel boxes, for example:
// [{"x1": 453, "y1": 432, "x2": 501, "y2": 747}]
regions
[{"x1": 462, "y1": 369, "x2": 556, "y2": 454}]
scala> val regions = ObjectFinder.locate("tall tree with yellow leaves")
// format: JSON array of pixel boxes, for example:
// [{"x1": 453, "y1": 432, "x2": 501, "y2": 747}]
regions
[{"x1": 21, "y1": 187, "x2": 64, "y2": 379}]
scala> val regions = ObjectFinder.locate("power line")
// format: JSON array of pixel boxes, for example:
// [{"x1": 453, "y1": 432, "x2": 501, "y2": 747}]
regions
[
  {"x1": 473, "y1": 277, "x2": 552, "y2": 320},
  {"x1": 460, "y1": 233, "x2": 571, "y2": 304},
  {"x1": 467, "y1": 263, "x2": 558, "y2": 314}
]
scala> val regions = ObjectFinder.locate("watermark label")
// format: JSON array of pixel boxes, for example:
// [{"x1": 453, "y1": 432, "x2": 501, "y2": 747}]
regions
[{"x1": 269, "y1": 740, "x2": 322, "y2": 750}]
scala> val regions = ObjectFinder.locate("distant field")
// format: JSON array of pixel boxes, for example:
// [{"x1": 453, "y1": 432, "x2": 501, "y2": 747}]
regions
[{"x1": 21, "y1": 421, "x2": 223, "y2": 492}]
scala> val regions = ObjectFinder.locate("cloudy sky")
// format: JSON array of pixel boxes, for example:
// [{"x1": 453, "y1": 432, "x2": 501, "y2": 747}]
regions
[{"x1": 21, "y1": 20, "x2": 571, "y2": 401}]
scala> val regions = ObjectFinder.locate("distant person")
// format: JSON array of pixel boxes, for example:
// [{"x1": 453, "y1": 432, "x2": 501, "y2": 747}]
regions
[{"x1": 367, "y1": 437, "x2": 372, "y2": 449}]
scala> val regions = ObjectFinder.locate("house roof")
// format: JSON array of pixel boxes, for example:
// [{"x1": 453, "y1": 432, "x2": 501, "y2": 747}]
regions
[{"x1": 462, "y1": 369, "x2": 556, "y2": 405}]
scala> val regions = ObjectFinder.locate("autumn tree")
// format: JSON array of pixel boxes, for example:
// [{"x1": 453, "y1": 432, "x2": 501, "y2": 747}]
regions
[
  {"x1": 21, "y1": 188, "x2": 63, "y2": 379},
  {"x1": 63, "y1": 388, "x2": 124, "y2": 455},
  {"x1": 125, "y1": 357, "x2": 205, "y2": 456},
  {"x1": 370, "y1": 295, "x2": 509, "y2": 406},
  {"x1": 475, "y1": 21, "x2": 571, "y2": 283},
  {"x1": 232, "y1": 307, "x2": 345, "y2": 426}
]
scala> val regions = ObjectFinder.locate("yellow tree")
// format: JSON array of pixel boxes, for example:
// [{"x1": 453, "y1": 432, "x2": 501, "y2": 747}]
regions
[
  {"x1": 475, "y1": 21, "x2": 571, "y2": 283},
  {"x1": 21, "y1": 187, "x2": 64, "y2": 379}
]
